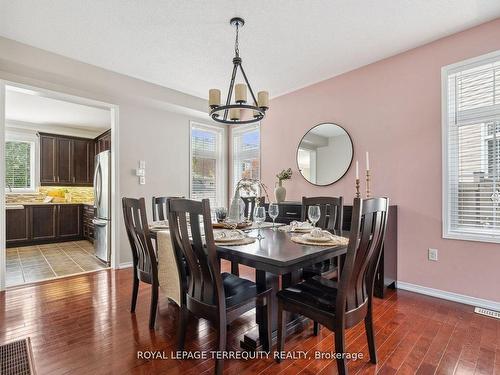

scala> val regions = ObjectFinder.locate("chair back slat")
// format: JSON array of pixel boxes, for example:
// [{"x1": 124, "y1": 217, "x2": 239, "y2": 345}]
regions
[
  {"x1": 301, "y1": 196, "x2": 343, "y2": 232},
  {"x1": 337, "y1": 197, "x2": 389, "y2": 315},
  {"x1": 152, "y1": 196, "x2": 184, "y2": 221},
  {"x1": 241, "y1": 196, "x2": 265, "y2": 221},
  {"x1": 122, "y1": 197, "x2": 158, "y2": 284},
  {"x1": 168, "y1": 198, "x2": 225, "y2": 308}
]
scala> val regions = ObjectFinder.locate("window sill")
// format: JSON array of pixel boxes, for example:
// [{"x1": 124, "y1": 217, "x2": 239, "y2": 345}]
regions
[{"x1": 443, "y1": 230, "x2": 500, "y2": 244}]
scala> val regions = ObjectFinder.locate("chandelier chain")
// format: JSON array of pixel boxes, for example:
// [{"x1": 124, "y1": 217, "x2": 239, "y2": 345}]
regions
[{"x1": 234, "y1": 22, "x2": 240, "y2": 57}]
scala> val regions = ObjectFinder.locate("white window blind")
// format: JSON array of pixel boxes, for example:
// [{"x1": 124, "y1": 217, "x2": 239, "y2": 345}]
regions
[
  {"x1": 190, "y1": 122, "x2": 226, "y2": 208},
  {"x1": 5, "y1": 139, "x2": 35, "y2": 191},
  {"x1": 443, "y1": 52, "x2": 500, "y2": 243},
  {"x1": 232, "y1": 123, "x2": 260, "y2": 196}
]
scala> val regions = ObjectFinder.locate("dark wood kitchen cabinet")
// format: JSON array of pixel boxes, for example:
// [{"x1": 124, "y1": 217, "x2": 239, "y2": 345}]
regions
[
  {"x1": 40, "y1": 135, "x2": 57, "y2": 184},
  {"x1": 95, "y1": 130, "x2": 111, "y2": 154},
  {"x1": 57, "y1": 205, "x2": 82, "y2": 239},
  {"x1": 31, "y1": 205, "x2": 57, "y2": 241},
  {"x1": 6, "y1": 208, "x2": 30, "y2": 244},
  {"x1": 82, "y1": 204, "x2": 95, "y2": 242},
  {"x1": 39, "y1": 133, "x2": 94, "y2": 186},
  {"x1": 73, "y1": 139, "x2": 95, "y2": 185},
  {"x1": 6, "y1": 204, "x2": 85, "y2": 247},
  {"x1": 57, "y1": 137, "x2": 72, "y2": 184}
]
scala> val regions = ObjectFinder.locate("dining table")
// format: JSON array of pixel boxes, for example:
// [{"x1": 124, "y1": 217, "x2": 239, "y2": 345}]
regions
[{"x1": 151, "y1": 224, "x2": 349, "y2": 351}]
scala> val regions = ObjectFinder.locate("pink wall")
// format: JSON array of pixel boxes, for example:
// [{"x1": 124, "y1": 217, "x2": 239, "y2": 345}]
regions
[{"x1": 261, "y1": 18, "x2": 500, "y2": 302}]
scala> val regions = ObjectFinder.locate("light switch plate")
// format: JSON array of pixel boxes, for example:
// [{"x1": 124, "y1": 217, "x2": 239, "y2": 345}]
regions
[
  {"x1": 139, "y1": 176, "x2": 146, "y2": 185},
  {"x1": 428, "y1": 248, "x2": 438, "y2": 261}
]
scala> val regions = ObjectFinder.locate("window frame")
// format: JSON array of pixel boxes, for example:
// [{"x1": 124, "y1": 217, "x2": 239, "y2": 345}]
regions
[
  {"x1": 442, "y1": 49, "x2": 500, "y2": 244},
  {"x1": 231, "y1": 122, "x2": 261, "y2": 197},
  {"x1": 5, "y1": 130, "x2": 37, "y2": 193},
  {"x1": 189, "y1": 121, "x2": 227, "y2": 208}
]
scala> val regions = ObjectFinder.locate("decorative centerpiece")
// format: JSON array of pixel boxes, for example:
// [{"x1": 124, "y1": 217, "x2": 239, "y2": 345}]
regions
[
  {"x1": 228, "y1": 178, "x2": 270, "y2": 223},
  {"x1": 275, "y1": 168, "x2": 292, "y2": 203}
]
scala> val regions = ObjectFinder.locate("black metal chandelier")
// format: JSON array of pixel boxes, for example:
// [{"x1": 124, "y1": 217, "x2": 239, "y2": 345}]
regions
[{"x1": 209, "y1": 17, "x2": 269, "y2": 125}]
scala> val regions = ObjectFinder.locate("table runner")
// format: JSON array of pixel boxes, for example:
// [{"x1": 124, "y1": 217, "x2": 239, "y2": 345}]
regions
[{"x1": 156, "y1": 230, "x2": 181, "y2": 306}]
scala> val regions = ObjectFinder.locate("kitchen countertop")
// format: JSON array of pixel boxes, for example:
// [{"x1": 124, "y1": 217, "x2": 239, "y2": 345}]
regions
[{"x1": 6, "y1": 202, "x2": 94, "y2": 206}]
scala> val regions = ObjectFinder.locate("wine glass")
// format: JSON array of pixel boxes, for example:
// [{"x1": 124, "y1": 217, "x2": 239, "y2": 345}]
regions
[
  {"x1": 254, "y1": 206, "x2": 266, "y2": 240},
  {"x1": 308, "y1": 205, "x2": 321, "y2": 227},
  {"x1": 268, "y1": 203, "x2": 279, "y2": 231}
]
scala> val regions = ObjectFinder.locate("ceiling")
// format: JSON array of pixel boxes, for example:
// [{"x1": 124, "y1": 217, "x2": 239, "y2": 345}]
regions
[
  {"x1": 311, "y1": 123, "x2": 346, "y2": 138},
  {"x1": 6, "y1": 87, "x2": 111, "y2": 132},
  {"x1": 0, "y1": 1, "x2": 499, "y2": 100}
]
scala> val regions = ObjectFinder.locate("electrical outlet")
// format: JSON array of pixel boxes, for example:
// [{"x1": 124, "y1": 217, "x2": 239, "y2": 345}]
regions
[
  {"x1": 139, "y1": 176, "x2": 146, "y2": 185},
  {"x1": 428, "y1": 248, "x2": 438, "y2": 261}
]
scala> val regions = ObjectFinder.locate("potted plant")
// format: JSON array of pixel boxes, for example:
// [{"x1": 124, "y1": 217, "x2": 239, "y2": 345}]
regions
[{"x1": 275, "y1": 168, "x2": 292, "y2": 203}]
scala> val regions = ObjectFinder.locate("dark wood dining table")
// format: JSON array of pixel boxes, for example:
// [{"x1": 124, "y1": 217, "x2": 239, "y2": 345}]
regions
[
  {"x1": 150, "y1": 226, "x2": 349, "y2": 351},
  {"x1": 216, "y1": 227, "x2": 349, "y2": 351}
]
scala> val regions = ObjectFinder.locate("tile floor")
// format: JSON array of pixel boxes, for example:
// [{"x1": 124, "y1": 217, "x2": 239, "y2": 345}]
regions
[{"x1": 6, "y1": 240, "x2": 108, "y2": 287}]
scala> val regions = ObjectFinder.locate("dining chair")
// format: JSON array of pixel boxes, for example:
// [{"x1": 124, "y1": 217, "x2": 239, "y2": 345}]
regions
[
  {"x1": 152, "y1": 196, "x2": 184, "y2": 221},
  {"x1": 241, "y1": 196, "x2": 265, "y2": 221},
  {"x1": 167, "y1": 198, "x2": 272, "y2": 375},
  {"x1": 122, "y1": 197, "x2": 159, "y2": 330},
  {"x1": 301, "y1": 196, "x2": 344, "y2": 281},
  {"x1": 276, "y1": 197, "x2": 389, "y2": 375}
]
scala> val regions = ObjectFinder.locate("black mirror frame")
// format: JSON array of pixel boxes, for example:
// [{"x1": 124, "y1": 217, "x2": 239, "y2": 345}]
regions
[{"x1": 296, "y1": 122, "x2": 354, "y2": 186}]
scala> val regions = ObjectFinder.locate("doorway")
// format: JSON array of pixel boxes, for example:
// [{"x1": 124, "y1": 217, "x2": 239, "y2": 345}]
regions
[{"x1": 0, "y1": 81, "x2": 120, "y2": 290}]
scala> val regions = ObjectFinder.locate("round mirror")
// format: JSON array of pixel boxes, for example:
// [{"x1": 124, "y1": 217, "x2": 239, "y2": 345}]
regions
[{"x1": 296, "y1": 123, "x2": 353, "y2": 186}]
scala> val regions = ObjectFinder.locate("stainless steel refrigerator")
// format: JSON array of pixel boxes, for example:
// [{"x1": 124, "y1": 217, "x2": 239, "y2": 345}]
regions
[{"x1": 93, "y1": 150, "x2": 111, "y2": 264}]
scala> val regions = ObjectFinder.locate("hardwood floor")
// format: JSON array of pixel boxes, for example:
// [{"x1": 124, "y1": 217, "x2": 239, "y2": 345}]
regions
[{"x1": 1, "y1": 262, "x2": 499, "y2": 374}]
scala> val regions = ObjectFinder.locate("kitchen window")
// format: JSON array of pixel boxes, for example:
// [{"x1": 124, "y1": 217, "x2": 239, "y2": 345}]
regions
[
  {"x1": 190, "y1": 122, "x2": 227, "y2": 208},
  {"x1": 442, "y1": 50, "x2": 500, "y2": 243},
  {"x1": 5, "y1": 136, "x2": 36, "y2": 192},
  {"x1": 232, "y1": 123, "x2": 260, "y2": 196}
]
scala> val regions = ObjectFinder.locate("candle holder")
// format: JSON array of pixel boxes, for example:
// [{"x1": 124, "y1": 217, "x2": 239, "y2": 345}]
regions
[
  {"x1": 366, "y1": 170, "x2": 371, "y2": 198},
  {"x1": 355, "y1": 178, "x2": 361, "y2": 198}
]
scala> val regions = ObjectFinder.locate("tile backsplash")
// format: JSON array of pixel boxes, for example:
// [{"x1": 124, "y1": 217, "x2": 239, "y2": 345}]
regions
[{"x1": 6, "y1": 187, "x2": 94, "y2": 204}]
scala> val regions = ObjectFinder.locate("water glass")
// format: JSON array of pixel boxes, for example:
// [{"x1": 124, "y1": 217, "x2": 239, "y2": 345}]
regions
[
  {"x1": 308, "y1": 205, "x2": 321, "y2": 227},
  {"x1": 254, "y1": 206, "x2": 266, "y2": 240},
  {"x1": 268, "y1": 203, "x2": 279, "y2": 230}
]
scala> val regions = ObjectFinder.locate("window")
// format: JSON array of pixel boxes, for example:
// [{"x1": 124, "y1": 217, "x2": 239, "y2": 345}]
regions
[
  {"x1": 232, "y1": 123, "x2": 260, "y2": 196},
  {"x1": 442, "y1": 51, "x2": 500, "y2": 243},
  {"x1": 5, "y1": 136, "x2": 36, "y2": 192},
  {"x1": 190, "y1": 122, "x2": 226, "y2": 208}
]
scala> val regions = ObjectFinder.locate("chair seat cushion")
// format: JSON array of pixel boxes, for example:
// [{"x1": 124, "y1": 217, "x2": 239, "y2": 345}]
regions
[
  {"x1": 222, "y1": 272, "x2": 258, "y2": 307},
  {"x1": 277, "y1": 276, "x2": 338, "y2": 313}
]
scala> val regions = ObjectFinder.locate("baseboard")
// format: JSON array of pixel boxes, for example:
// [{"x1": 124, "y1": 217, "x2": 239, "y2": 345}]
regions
[
  {"x1": 397, "y1": 281, "x2": 500, "y2": 311},
  {"x1": 118, "y1": 262, "x2": 133, "y2": 269}
]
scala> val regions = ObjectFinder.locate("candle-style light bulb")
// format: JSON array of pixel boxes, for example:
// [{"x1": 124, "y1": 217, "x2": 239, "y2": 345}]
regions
[
  {"x1": 229, "y1": 108, "x2": 240, "y2": 121},
  {"x1": 258, "y1": 91, "x2": 269, "y2": 109},
  {"x1": 356, "y1": 161, "x2": 359, "y2": 179},
  {"x1": 366, "y1": 151, "x2": 370, "y2": 170},
  {"x1": 235, "y1": 83, "x2": 247, "y2": 103},
  {"x1": 209, "y1": 89, "x2": 221, "y2": 108}
]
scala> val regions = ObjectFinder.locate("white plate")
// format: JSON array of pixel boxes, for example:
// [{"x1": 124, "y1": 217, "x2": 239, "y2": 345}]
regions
[
  {"x1": 214, "y1": 230, "x2": 246, "y2": 242},
  {"x1": 301, "y1": 233, "x2": 333, "y2": 242}
]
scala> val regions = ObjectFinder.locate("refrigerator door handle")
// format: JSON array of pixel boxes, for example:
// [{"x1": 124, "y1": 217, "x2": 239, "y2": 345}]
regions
[
  {"x1": 92, "y1": 218, "x2": 107, "y2": 226},
  {"x1": 93, "y1": 159, "x2": 99, "y2": 207}
]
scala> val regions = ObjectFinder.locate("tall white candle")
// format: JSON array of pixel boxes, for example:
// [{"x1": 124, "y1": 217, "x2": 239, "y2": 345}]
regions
[
  {"x1": 366, "y1": 151, "x2": 370, "y2": 170},
  {"x1": 356, "y1": 161, "x2": 359, "y2": 179}
]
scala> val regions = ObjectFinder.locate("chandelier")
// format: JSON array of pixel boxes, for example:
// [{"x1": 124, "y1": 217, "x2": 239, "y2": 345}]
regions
[{"x1": 209, "y1": 17, "x2": 269, "y2": 125}]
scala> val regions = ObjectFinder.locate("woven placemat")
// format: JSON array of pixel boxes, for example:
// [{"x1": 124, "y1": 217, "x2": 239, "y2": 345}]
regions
[
  {"x1": 215, "y1": 237, "x2": 256, "y2": 246},
  {"x1": 291, "y1": 235, "x2": 349, "y2": 247}
]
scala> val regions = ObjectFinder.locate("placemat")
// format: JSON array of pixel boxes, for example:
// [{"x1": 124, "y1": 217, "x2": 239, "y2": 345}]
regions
[
  {"x1": 215, "y1": 237, "x2": 256, "y2": 246},
  {"x1": 291, "y1": 235, "x2": 349, "y2": 247}
]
